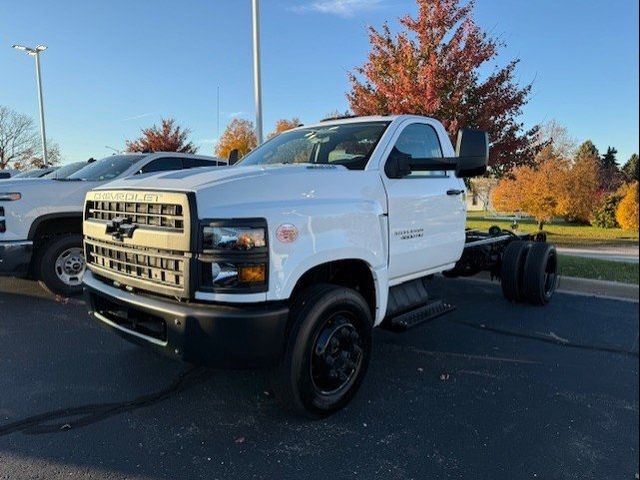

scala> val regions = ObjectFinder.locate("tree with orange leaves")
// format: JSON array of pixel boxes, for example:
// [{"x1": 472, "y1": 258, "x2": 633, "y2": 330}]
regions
[
  {"x1": 616, "y1": 182, "x2": 639, "y2": 231},
  {"x1": 348, "y1": 0, "x2": 538, "y2": 177},
  {"x1": 492, "y1": 146, "x2": 569, "y2": 230},
  {"x1": 267, "y1": 118, "x2": 301, "y2": 139},
  {"x1": 562, "y1": 150, "x2": 599, "y2": 223},
  {"x1": 215, "y1": 119, "x2": 258, "y2": 161},
  {"x1": 126, "y1": 118, "x2": 197, "y2": 153}
]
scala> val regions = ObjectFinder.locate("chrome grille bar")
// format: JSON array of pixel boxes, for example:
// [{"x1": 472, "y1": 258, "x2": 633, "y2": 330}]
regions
[
  {"x1": 85, "y1": 238, "x2": 190, "y2": 297},
  {"x1": 86, "y1": 200, "x2": 185, "y2": 230}
]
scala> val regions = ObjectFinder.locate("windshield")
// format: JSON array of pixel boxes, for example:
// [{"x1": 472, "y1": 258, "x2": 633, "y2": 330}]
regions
[
  {"x1": 68, "y1": 154, "x2": 145, "y2": 181},
  {"x1": 44, "y1": 162, "x2": 86, "y2": 179},
  {"x1": 239, "y1": 121, "x2": 390, "y2": 170},
  {"x1": 13, "y1": 168, "x2": 53, "y2": 178}
]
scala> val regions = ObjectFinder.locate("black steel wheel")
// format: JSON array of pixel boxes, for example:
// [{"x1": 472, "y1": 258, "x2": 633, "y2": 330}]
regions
[
  {"x1": 500, "y1": 240, "x2": 532, "y2": 302},
  {"x1": 269, "y1": 284, "x2": 372, "y2": 418},
  {"x1": 522, "y1": 242, "x2": 558, "y2": 305},
  {"x1": 310, "y1": 313, "x2": 364, "y2": 396}
]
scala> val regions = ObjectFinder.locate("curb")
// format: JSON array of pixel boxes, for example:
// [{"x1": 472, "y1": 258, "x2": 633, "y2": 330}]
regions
[
  {"x1": 462, "y1": 272, "x2": 639, "y2": 303},
  {"x1": 556, "y1": 276, "x2": 639, "y2": 303}
]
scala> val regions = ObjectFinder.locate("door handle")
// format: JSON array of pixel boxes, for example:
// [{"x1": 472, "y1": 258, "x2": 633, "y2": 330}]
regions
[{"x1": 446, "y1": 189, "x2": 463, "y2": 196}]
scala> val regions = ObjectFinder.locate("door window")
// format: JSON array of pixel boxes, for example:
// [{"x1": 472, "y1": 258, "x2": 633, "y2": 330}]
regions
[
  {"x1": 390, "y1": 123, "x2": 446, "y2": 177},
  {"x1": 139, "y1": 157, "x2": 183, "y2": 174},
  {"x1": 183, "y1": 158, "x2": 220, "y2": 169}
]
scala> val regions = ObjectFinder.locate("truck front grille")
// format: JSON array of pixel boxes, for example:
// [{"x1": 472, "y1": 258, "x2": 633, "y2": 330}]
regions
[
  {"x1": 85, "y1": 200, "x2": 185, "y2": 231},
  {"x1": 85, "y1": 239, "x2": 189, "y2": 296},
  {"x1": 83, "y1": 190, "x2": 194, "y2": 298}
]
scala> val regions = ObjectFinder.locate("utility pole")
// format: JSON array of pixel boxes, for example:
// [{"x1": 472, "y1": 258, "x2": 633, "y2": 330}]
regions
[
  {"x1": 252, "y1": 0, "x2": 263, "y2": 145},
  {"x1": 12, "y1": 44, "x2": 49, "y2": 166}
]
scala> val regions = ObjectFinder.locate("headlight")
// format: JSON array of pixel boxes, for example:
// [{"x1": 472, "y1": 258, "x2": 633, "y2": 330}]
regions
[
  {"x1": 198, "y1": 219, "x2": 268, "y2": 293},
  {"x1": 202, "y1": 225, "x2": 266, "y2": 251},
  {"x1": 203, "y1": 261, "x2": 267, "y2": 290},
  {"x1": 0, "y1": 193, "x2": 21, "y2": 201}
]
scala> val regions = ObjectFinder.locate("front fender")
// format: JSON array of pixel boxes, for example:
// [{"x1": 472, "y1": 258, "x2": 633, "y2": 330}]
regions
[{"x1": 268, "y1": 248, "x2": 389, "y2": 325}]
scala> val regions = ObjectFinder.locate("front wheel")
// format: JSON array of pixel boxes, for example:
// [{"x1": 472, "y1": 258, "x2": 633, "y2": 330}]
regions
[
  {"x1": 38, "y1": 234, "x2": 86, "y2": 297},
  {"x1": 269, "y1": 284, "x2": 373, "y2": 418}
]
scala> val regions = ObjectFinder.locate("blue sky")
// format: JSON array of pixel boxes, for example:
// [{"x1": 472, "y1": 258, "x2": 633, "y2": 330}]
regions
[{"x1": 1, "y1": 0, "x2": 638, "y2": 164}]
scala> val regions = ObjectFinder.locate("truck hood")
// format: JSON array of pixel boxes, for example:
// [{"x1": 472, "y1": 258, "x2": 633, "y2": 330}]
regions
[
  {"x1": 93, "y1": 164, "x2": 388, "y2": 217},
  {"x1": 95, "y1": 164, "x2": 344, "y2": 192},
  {"x1": 0, "y1": 178, "x2": 56, "y2": 190},
  {"x1": 0, "y1": 178, "x2": 91, "y2": 194}
]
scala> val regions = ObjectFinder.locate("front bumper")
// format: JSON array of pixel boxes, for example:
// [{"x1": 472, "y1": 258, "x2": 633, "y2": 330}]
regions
[
  {"x1": 0, "y1": 240, "x2": 33, "y2": 277},
  {"x1": 83, "y1": 270, "x2": 289, "y2": 369}
]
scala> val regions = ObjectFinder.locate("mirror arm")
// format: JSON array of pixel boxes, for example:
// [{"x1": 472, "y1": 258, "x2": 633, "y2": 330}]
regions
[{"x1": 406, "y1": 157, "x2": 458, "y2": 172}]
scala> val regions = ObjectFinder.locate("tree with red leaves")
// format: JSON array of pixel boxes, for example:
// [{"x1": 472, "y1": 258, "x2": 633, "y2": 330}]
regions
[
  {"x1": 348, "y1": 0, "x2": 538, "y2": 176},
  {"x1": 126, "y1": 118, "x2": 197, "y2": 154}
]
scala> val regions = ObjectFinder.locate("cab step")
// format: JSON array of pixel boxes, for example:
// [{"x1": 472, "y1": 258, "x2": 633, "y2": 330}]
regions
[{"x1": 383, "y1": 299, "x2": 455, "y2": 332}]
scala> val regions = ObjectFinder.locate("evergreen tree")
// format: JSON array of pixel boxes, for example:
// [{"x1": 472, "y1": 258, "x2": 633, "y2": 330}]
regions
[
  {"x1": 600, "y1": 147, "x2": 618, "y2": 169},
  {"x1": 598, "y1": 146, "x2": 623, "y2": 192},
  {"x1": 622, "y1": 153, "x2": 639, "y2": 182},
  {"x1": 574, "y1": 140, "x2": 600, "y2": 163}
]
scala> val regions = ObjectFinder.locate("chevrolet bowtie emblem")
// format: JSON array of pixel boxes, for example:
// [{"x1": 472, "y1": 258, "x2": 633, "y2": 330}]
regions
[{"x1": 105, "y1": 217, "x2": 137, "y2": 241}]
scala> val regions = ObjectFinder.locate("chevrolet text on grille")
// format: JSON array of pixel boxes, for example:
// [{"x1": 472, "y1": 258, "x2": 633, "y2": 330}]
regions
[{"x1": 90, "y1": 192, "x2": 162, "y2": 202}]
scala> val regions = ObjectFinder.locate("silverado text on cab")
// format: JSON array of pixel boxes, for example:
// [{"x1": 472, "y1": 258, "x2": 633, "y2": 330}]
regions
[{"x1": 82, "y1": 115, "x2": 558, "y2": 417}]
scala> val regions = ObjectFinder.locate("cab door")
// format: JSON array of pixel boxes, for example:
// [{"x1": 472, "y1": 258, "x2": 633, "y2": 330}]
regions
[{"x1": 381, "y1": 121, "x2": 466, "y2": 282}]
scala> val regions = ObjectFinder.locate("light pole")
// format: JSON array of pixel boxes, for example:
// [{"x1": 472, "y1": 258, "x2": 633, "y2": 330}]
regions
[
  {"x1": 252, "y1": 0, "x2": 263, "y2": 145},
  {"x1": 12, "y1": 44, "x2": 49, "y2": 167}
]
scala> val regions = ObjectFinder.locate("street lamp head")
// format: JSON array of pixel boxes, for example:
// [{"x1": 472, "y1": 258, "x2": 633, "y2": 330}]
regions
[{"x1": 12, "y1": 44, "x2": 46, "y2": 55}]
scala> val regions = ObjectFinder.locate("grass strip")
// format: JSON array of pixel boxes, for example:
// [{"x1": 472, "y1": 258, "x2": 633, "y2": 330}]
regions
[
  {"x1": 558, "y1": 255, "x2": 639, "y2": 285},
  {"x1": 466, "y1": 211, "x2": 639, "y2": 248}
]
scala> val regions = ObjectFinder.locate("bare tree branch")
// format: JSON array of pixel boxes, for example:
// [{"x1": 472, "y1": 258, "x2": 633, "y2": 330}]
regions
[{"x1": 0, "y1": 106, "x2": 40, "y2": 169}]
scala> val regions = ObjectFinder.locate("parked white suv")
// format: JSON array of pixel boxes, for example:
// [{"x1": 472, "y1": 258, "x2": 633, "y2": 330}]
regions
[
  {"x1": 0, "y1": 152, "x2": 223, "y2": 296},
  {"x1": 83, "y1": 116, "x2": 558, "y2": 416}
]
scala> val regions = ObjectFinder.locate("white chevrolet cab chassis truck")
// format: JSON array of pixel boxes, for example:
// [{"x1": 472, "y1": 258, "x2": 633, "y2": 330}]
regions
[
  {"x1": 82, "y1": 115, "x2": 558, "y2": 417},
  {"x1": 0, "y1": 153, "x2": 222, "y2": 296}
]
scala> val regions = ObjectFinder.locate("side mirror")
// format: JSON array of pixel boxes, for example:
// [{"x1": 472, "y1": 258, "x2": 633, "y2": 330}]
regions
[
  {"x1": 384, "y1": 128, "x2": 489, "y2": 179},
  {"x1": 228, "y1": 149, "x2": 239, "y2": 166},
  {"x1": 454, "y1": 129, "x2": 488, "y2": 178},
  {"x1": 384, "y1": 149, "x2": 412, "y2": 179}
]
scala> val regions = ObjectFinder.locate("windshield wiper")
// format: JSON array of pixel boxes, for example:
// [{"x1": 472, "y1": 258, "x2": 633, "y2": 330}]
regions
[{"x1": 53, "y1": 178, "x2": 84, "y2": 182}]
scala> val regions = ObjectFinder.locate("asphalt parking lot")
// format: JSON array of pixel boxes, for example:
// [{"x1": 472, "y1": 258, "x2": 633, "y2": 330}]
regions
[{"x1": 0, "y1": 276, "x2": 637, "y2": 480}]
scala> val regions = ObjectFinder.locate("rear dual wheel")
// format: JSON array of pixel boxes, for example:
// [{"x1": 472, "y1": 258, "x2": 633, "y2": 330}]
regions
[
  {"x1": 501, "y1": 241, "x2": 531, "y2": 302},
  {"x1": 501, "y1": 241, "x2": 558, "y2": 305},
  {"x1": 523, "y1": 242, "x2": 558, "y2": 305}
]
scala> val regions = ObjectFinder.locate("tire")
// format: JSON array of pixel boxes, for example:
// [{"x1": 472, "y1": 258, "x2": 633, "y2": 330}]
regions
[
  {"x1": 500, "y1": 240, "x2": 531, "y2": 302},
  {"x1": 269, "y1": 284, "x2": 373, "y2": 418},
  {"x1": 38, "y1": 234, "x2": 86, "y2": 297},
  {"x1": 522, "y1": 243, "x2": 558, "y2": 305}
]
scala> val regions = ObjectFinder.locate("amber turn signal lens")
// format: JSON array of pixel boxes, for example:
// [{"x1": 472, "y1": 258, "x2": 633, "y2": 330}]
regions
[{"x1": 238, "y1": 264, "x2": 266, "y2": 284}]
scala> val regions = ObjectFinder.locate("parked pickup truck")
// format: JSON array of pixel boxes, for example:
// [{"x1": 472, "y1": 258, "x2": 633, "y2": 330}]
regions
[
  {"x1": 82, "y1": 115, "x2": 558, "y2": 417},
  {"x1": 0, "y1": 152, "x2": 223, "y2": 296}
]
